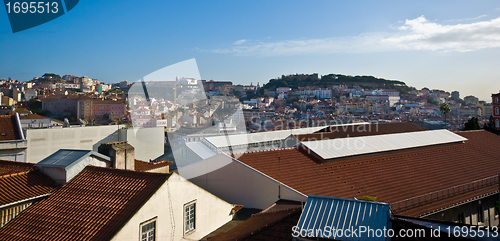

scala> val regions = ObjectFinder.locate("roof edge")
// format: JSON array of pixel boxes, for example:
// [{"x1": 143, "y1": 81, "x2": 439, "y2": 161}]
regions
[
  {"x1": 308, "y1": 195, "x2": 391, "y2": 206},
  {"x1": 107, "y1": 171, "x2": 173, "y2": 240},
  {"x1": 226, "y1": 153, "x2": 308, "y2": 199}
]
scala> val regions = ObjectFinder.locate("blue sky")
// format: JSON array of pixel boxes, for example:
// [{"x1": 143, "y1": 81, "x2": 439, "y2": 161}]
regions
[{"x1": 1, "y1": 0, "x2": 500, "y2": 100}]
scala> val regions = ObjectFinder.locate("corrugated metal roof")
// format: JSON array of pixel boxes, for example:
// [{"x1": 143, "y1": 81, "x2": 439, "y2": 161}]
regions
[
  {"x1": 301, "y1": 129, "x2": 467, "y2": 160},
  {"x1": 203, "y1": 126, "x2": 334, "y2": 149},
  {"x1": 35, "y1": 150, "x2": 110, "y2": 169},
  {"x1": 202, "y1": 128, "x2": 315, "y2": 149},
  {"x1": 296, "y1": 195, "x2": 391, "y2": 241},
  {"x1": 186, "y1": 142, "x2": 217, "y2": 159}
]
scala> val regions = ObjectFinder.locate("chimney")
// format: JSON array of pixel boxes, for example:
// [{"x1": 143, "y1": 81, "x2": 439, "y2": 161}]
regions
[{"x1": 98, "y1": 141, "x2": 135, "y2": 171}]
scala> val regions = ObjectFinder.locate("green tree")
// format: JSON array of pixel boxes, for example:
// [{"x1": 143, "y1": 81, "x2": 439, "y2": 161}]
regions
[
  {"x1": 27, "y1": 98, "x2": 42, "y2": 109},
  {"x1": 42, "y1": 73, "x2": 61, "y2": 79},
  {"x1": 427, "y1": 97, "x2": 439, "y2": 105},
  {"x1": 233, "y1": 90, "x2": 242, "y2": 99},
  {"x1": 484, "y1": 115, "x2": 499, "y2": 134},
  {"x1": 464, "y1": 117, "x2": 480, "y2": 130},
  {"x1": 440, "y1": 103, "x2": 451, "y2": 129}
]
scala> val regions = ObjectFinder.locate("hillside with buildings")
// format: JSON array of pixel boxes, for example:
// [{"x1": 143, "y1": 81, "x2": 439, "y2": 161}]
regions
[
  {"x1": 1, "y1": 70, "x2": 500, "y2": 240},
  {"x1": 262, "y1": 73, "x2": 410, "y2": 93}
]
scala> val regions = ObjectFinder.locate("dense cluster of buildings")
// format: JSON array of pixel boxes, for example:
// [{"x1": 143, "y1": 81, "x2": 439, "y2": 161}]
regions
[
  {"x1": 0, "y1": 73, "x2": 499, "y2": 240},
  {"x1": 1, "y1": 75, "x2": 128, "y2": 125},
  {"x1": 230, "y1": 75, "x2": 499, "y2": 132},
  {"x1": 1, "y1": 117, "x2": 500, "y2": 240}
]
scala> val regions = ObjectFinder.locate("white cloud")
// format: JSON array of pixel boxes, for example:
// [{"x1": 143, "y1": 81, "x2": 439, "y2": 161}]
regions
[
  {"x1": 384, "y1": 15, "x2": 500, "y2": 52},
  {"x1": 234, "y1": 39, "x2": 247, "y2": 45},
  {"x1": 211, "y1": 16, "x2": 500, "y2": 56},
  {"x1": 444, "y1": 15, "x2": 488, "y2": 22}
]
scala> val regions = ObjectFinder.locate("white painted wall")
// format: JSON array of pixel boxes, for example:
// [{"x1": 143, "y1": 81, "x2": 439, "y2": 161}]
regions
[
  {"x1": 111, "y1": 172, "x2": 235, "y2": 241},
  {"x1": 26, "y1": 126, "x2": 118, "y2": 163},
  {"x1": 124, "y1": 127, "x2": 164, "y2": 162},
  {"x1": 26, "y1": 126, "x2": 164, "y2": 163},
  {"x1": 178, "y1": 154, "x2": 307, "y2": 209},
  {"x1": 66, "y1": 156, "x2": 110, "y2": 183}
]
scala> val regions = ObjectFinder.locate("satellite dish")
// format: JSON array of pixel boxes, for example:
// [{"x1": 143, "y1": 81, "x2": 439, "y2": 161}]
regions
[
  {"x1": 78, "y1": 118, "x2": 87, "y2": 126},
  {"x1": 63, "y1": 118, "x2": 70, "y2": 127}
]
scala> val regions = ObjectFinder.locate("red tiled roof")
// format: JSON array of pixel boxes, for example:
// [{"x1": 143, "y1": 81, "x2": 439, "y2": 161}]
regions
[
  {"x1": 236, "y1": 130, "x2": 500, "y2": 217},
  {"x1": 134, "y1": 159, "x2": 173, "y2": 172},
  {"x1": 0, "y1": 170, "x2": 57, "y2": 206},
  {"x1": 0, "y1": 166, "x2": 170, "y2": 241},
  {"x1": 18, "y1": 114, "x2": 50, "y2": 120},
  {"x1": 295, "y1": 122, "x2": 426, "y2": 141},
  {"x1": 210, "y1": 208, "x2": 301, "y2": 241},
  {"x1": 261, "y1": 199, "x2": 302, "y2": 213},
  {"x1": 397, "y1": 185, "x2": 498, "y2": 217},
  {"x1": 0, "y1": 115, "x2": 21, "y2": 141},
  {"x1": 92, "y1": 99, "x2": 126, "y2": 105},
  {"x1": 0, "y1": 160, "x2": 33, "y2": 176}
]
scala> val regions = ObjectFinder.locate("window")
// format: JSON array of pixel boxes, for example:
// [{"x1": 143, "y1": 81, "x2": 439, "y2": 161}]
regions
[
  {"x1": 184, "y1": 201, "x2": 196, "y2": 234},
  {"x1": 496, "y1": 97, "x2": 499, "y2": 104},
  {"x1": 457, "y1": 213, "x2": 465, "y2": 224},
  {"x1": 496, "y1": 119, "x2": 499, "y2": 128},
  {"x1": 477, "y1": 206, "x2": 484, "y2": 223},
  {"x1": 140, "y1": 218, "x2": 156, "y2": 241},
  {"x1": 496, "y1": 107, "x2": 499, "y2": 116}
]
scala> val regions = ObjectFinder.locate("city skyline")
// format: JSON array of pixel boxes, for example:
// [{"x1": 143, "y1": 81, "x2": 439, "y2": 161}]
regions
[{"x1": 1, "y1": 0, "x2": 500, "y2": 100}]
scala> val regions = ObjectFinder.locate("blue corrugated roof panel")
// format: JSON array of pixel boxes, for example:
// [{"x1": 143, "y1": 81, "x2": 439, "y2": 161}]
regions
[
  {"x1": 35, "y1": 150, "x2": 91, "y2": 168},
  {"x1": 295, "y1": 195, "x2": 391, "y2": 241}
]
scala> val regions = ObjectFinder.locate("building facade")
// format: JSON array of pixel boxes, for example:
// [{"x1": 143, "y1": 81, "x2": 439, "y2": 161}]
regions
[{"x1": 493, "y1": 92, "x2": 500, "y2": 129}]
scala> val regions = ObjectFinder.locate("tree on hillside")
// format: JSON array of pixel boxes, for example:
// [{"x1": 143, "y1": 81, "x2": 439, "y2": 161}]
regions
[
  {"x1": 42, "y1": 73, "x2": 61, "y2": 79},
  {"x1": 440, "y1": 103, "x2": 451, "y2": 129},
  {"x1": 27, "y1": 98, "x2": 42, "y2": 110},
  {"x1": 484, "y1": 115, "x2": 499, "y2": 134},
  {"x1": 233, "y1": 90, "x2": 242, "y2": 99}
]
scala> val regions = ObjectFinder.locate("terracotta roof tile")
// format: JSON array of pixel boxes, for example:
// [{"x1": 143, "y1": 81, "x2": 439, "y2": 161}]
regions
[
  {"x1": 237, "y1": 130, "x2": 500, "y2": 217},
  {"x1": 0, "y1": 115, "x2": 21, "y2": 141},
  {"x1": 0, "y1": 160, "x2": 34, "y2": 176},
  {"x1": 134, "y1": 159, "x2": 173, "y2": 172},
  {"x1": 0, "y1": 166, "x2": 169, "y2": 241},
  {"x1": 18, "y1": 114, "x2": 50, "y2": 120},
  {"x1": 0, "y1": 170, "x2": 57, "y2": 206}
]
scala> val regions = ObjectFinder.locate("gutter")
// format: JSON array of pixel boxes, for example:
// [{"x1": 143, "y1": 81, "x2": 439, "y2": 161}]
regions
[
  {"x1": 0, "y1": 193, "x2": 51, "y2": 209},
  {"x1": 419, "y1": 191, "x2": 499, "y2": 218}
]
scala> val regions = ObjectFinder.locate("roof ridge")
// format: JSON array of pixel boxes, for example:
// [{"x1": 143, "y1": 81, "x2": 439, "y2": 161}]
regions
[
  {"x1": 84, "y1": 165, "x2": 170, "y2": 176},
  {"x1": 0, "y1": 170, "x2": 31, "y2": 179},
  {"x1": 257, "y1": 206, "x2": 301, "y2": 215},
  {"x1": 233, "y1": 147, "x2": 296, "y2": 155},
  {"x1": 456, "y1": 130, "x2": 485, "y2": 133},
  {"x1": 135, "y1": 159, "x2": 173, "y2": 165},
  {"x1": 151, "y1": 160, "x2": 173, "y2": 165}
]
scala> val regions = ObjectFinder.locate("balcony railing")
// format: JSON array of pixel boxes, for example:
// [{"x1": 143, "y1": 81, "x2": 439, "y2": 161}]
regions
[{"x1": 391, "y1": 175, "x2": 499, "y2": 213}]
